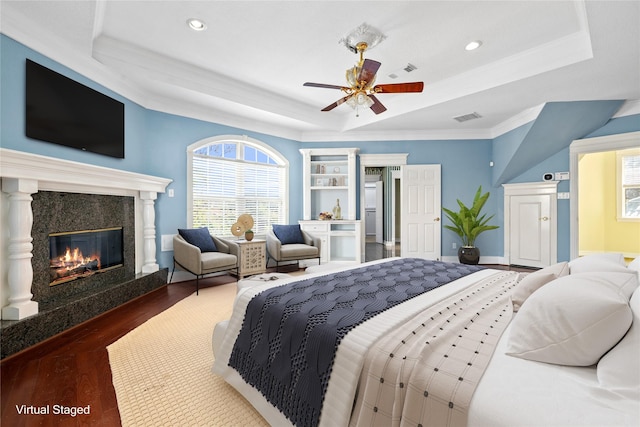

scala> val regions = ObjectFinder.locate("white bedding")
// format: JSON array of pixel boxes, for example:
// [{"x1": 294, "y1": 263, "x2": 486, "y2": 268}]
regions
[
  {"x1": 212, "y1": 258, "x2": 640, "y2": 427},
  {"x1": 469, "y1": 322, "x2": 639, "y2": 427}
]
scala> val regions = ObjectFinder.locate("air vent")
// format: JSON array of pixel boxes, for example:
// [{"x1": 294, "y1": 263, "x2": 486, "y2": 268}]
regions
[
  {"x1": 388, "y1": 63, "x2": 418, "y2": 79},
  {"x1": 453, "y1": 112, "x2": 482, "y2": 123},
  {"x1": 403, "y1": 63, "x2": 417, "y2": 73}
]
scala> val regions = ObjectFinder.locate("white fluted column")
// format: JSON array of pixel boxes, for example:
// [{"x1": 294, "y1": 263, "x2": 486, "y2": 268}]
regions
[
  {"x1": 2, "y1": 178, "x2": 39, "y2": 320},
  {"x1": 139, "y1": 191, "x2": 159, "y2": 273}
]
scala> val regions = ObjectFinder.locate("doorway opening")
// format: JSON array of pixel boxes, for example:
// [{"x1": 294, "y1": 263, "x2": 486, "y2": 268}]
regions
[
  {"x1": 364, "y1": 167, "x2": 400, "y2": 261},
  {"x1": 360, "y1": 154, "x2": 407, "y2": 262},
  {"x1": 570, "y1": 132, "x2": 640, "y2": 261}
]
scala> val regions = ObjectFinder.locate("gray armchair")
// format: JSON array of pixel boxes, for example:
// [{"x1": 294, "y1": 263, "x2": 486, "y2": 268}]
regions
[
  {"x1": 266, "y1": 227, "x2": 321, "y2": 271},
  {"x1": 170, "y1": 232, "x2": 239, "y2": 294}
]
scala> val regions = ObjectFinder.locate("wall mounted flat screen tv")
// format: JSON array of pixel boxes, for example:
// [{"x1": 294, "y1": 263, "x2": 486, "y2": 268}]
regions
[{"x1": 25, "y1": 59, "x2": 125, "y2": 159}]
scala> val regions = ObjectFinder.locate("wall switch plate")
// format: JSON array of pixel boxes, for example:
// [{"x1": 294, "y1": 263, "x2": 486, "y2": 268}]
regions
[
  {"x1": 557, "y1": 192, "x2": 570, "y2": 199},
  {"x1": 168, "y1": 189, "x2": 175, "y2": 197},
  {"x1": 452, "y1": 242, "x2": 457, "y2": 249},
  {"x1": 161, "y1": 234, "x2": 175, "y2": 251}
]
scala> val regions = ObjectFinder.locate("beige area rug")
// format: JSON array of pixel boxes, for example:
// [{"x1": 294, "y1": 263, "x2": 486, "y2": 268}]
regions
[{"x1": 107, "y1": 282, "x2": 268, "y2": 426}]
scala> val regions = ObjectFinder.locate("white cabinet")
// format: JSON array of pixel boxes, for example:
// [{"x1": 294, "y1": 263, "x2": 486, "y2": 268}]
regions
[
  {"x1": 299, "y1": 148, "x2": 362, "y2": 264},
  {"x1": 300, "y1": 148, "x2": 358, "y2": 220},
  {"x1": 299, "y1": 220, "x2": 362, "y2": 264}
]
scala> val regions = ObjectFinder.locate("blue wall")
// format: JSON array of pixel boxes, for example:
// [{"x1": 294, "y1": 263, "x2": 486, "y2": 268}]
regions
[
  {"x1": 2, "y1": 34, "x2": 639, "y2": 268},
  {"x1": 496, "y1": 116, "x2": 640, "y2": 261}
]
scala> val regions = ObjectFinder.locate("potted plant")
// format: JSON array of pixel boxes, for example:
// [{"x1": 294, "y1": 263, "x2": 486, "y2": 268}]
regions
[
  {"x1": 244, "y1": 229, "x2": 254, "y2": 241},
  {"x1": 442, "y1": 185, "x2": 499, "y2": 265}
]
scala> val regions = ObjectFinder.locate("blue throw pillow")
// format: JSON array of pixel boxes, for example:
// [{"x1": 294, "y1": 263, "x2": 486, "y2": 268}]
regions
[
  {"x1": 273, "y1": 224, "x2": 305, "y2": 245},
  {"x1": 178, "y1": 227, "x2": 218, "y2": 252}
]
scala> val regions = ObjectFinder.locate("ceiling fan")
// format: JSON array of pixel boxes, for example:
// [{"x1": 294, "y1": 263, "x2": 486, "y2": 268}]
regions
[{"x1": 304, "y1": 41, "x2": 424, "y2": 116}]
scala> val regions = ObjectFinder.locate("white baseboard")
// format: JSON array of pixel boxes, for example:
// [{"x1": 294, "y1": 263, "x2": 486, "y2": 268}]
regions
[{"x1": 441, "y1": 255, "x2": 508, "y2": 265}]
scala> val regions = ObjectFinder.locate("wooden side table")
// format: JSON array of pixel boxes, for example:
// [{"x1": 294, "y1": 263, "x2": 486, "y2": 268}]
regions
[{"x1": 236, "y1": 239, "x2": 266, "y2": 279}]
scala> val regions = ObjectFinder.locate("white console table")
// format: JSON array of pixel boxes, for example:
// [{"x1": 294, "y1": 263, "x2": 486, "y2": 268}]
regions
[{"x1": 299, "y1": 220, "x2": 362, "y2": 264}]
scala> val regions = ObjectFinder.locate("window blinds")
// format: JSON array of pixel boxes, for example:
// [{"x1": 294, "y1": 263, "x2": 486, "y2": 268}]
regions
[
  {"x1": 622, "y1": 153, "x2": 640, "y2": 218},
  {"x1": 622, "y1": 154, "x2": 640, "y2": 186},
  {"x1": 192, "y1": 154, "x2": 285, "y2": 236}
]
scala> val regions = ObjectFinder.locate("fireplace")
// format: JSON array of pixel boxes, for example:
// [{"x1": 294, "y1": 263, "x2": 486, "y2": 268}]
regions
[
  {"x1": 1, "y1": 149, "x2": 172, "y2": 358},
  {"x1": 30, "y1": 191, "x2": 136, "y2": 305},
  {"x1": 49, "y1": 227, "x2": 124, "y2": 286}
]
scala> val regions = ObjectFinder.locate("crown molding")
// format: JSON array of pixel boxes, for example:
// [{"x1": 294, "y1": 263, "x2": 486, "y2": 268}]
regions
[{"x1": 613, "y1": 99, "x2": 640, "y2": 118}]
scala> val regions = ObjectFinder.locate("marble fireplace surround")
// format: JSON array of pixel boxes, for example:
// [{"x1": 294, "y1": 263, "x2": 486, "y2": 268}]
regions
[{"x1": 0, "y1": 148, "x2": 172, "y2": 322}]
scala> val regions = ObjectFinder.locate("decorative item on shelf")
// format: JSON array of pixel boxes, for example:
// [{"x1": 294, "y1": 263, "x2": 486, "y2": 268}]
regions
[
  {"x1": 230, "y1": 213, "x2": 255, "y2": 240},
  {"x1": 332, "y1": 199, "x2": 342, "y2": 220},
  {"x1": 321, "y1": 164, "x2": 326, "y2": 174},
  {"x1": 333, "y1": 166, "x2": 341, "y2": 173},
  {"x1": 443, "y1": 186, "x2": 499, "y2": 265},
  {"x1": 318, "y1": 211, "x2": 333, "y2": 220}
]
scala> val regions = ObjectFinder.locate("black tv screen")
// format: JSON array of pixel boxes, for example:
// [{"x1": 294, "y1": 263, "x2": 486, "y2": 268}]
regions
[{"x1": 25, "y1": 59, "x2": 125, "y2": 159}]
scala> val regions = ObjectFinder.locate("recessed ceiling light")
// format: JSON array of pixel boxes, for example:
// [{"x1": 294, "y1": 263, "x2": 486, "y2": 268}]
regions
[
  {"x1": 187, "y1": 18, "x2": 207, "y2": 31},
  {"x1": 465, "y1": 40, "x2": 482, "y2": 51}
]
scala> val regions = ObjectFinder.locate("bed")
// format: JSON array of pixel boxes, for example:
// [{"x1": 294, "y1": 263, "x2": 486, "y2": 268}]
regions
[{"x1": 212, "y1": 255, "x2": 640, "y2": 427}]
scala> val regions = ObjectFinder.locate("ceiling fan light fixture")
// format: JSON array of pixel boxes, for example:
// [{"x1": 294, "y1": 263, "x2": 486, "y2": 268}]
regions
[
  {"x1": 346, "y1": 66, "x2": 358, "y2": 87},
  {"x1": 339, "y1": 23, "x2": 386, "y2": 54},
  {"x1": 304, "y1": 26, "x2": 423, "y2": 117},
  {"x1": 358, "y1": 92, "x2": 374, "y2": 107},
  {"x1": 346, "y1": 92, "x2": 373, "y2": 108}
]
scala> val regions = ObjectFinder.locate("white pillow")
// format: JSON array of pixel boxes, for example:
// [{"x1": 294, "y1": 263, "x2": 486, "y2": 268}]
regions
[
  {"x1": 511, "y1": 262, "x2": 569, "y2": 311},
  {"x1": 628, "y1": 257, "x2": 640, "y2": 274},
  {"x1": 597, "y1": 288, "x2": 639, "y2": 390},
  {"x1": 569, "y1": 253, "x2": 627, "y2": 274},
  {"x1": 589, "y1": 271, "x2": 640, "y2": 300},
  {"x1": 506, "y1": 274, "x2": 633, "y2": 366}
]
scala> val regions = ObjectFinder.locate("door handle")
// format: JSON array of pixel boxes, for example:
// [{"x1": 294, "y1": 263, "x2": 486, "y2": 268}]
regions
[
  {"x1": 434, "y1": 217, "x2": 440, "y2": 221},
  {"x1": 539, "y1": 216, "x2": 549, "y2": 221}
]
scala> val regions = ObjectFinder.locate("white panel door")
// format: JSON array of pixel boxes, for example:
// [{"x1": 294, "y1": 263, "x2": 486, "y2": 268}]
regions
[
  {"x1": 401, "y1": 165, "x2": 441, "y2": 260},
  {"x1": 510, "y1": 194, "x2": 551, "y2": 267}
]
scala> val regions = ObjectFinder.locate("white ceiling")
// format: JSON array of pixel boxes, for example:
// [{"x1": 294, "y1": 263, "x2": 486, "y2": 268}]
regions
[{"x1": 1, "y1": 0, "x2": 639, "y2": 141}]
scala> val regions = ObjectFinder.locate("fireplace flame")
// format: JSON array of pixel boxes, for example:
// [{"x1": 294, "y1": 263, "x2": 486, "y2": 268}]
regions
[
  {"x1": 50, "y1": 247, "x2": 102, "y2": 285},
  {"x1": 59, "y1": 247, "x2": 101, "y2": 270}
]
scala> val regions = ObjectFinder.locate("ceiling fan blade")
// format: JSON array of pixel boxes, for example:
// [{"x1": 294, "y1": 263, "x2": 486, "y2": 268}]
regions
[
  {"x1": 358, "y1": 59, "x2": 382, "y2": 85},
  {"x1": 373, "y1": 82, "x2": 424, "y2": 93},
  {"x1": 369, "y1": 95, "x2": 387, "y2": 115},
  {"x1": 304, "y1": 82, "x2": 348, "y2": 90},
  {"x1": 321, "y1": 95, "x2": 352, "y2": 112}
]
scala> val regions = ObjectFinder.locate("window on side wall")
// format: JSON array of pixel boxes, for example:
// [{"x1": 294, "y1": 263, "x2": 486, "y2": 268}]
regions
[
  {"x1": 617, "y1": 148, "x2": 640, "y2": 221},
  {"x1": 188, "y1": 136, "x2": 288, "y2": 236}
]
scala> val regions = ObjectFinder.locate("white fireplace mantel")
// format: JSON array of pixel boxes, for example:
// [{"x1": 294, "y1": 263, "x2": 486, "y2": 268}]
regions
[{"x1": 0, "y1": 148, "x2": 172, "y2": 320}]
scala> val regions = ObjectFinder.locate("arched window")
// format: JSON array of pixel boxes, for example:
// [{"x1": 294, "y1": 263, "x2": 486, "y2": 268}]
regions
[{"x1": 187, "y1": 136, "x2": 288, "y2": 236}]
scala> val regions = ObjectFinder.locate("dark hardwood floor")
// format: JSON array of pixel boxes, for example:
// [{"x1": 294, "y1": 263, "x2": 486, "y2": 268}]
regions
[
  {"x1": 1, "y1": 261, "x2": 531, "y2": 426},
  {"x1": 0, "y1": 275, "x2": 236, "y2": 427}
]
